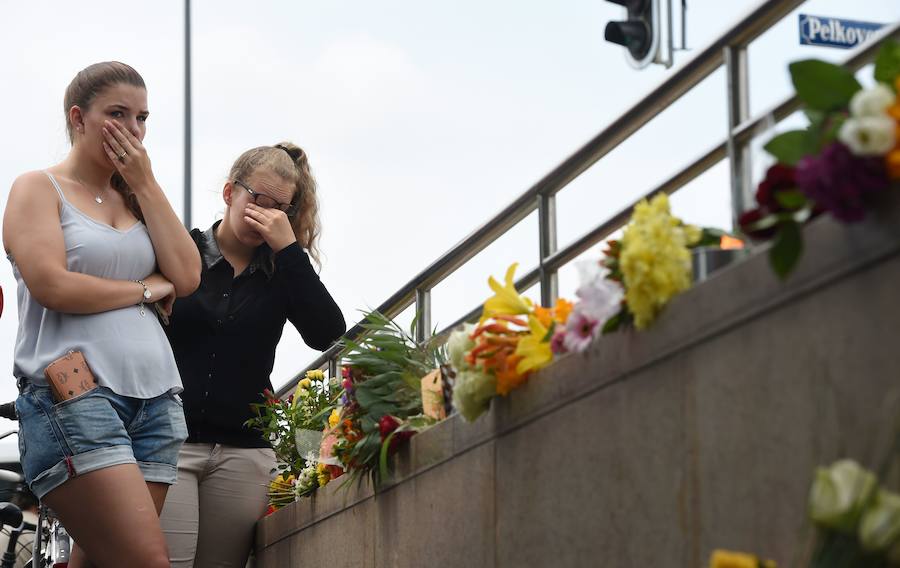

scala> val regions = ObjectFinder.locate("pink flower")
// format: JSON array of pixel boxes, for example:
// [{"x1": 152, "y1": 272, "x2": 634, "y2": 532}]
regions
[{"x1": 561, "y1": 310, "x2": 600, "y2": 353}]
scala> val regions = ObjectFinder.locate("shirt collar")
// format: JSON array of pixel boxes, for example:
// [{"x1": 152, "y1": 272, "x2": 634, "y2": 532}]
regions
[{"x1": 200, "y1": 220, "x2": 274, "y2": 279}]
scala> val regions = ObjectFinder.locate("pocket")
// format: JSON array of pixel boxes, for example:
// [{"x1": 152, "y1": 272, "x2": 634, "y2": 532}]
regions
[
  {"x1": 51, "y1": 384, "x2": 102, "y2": 411},
  {"x1": 168, "y1": 391, "x2": 184, "y2": 408}
]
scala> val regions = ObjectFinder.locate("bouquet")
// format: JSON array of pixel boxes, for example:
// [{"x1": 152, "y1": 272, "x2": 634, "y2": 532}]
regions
[{"x1": 740, "y1": 40, "x2": 900, "y2": 278}]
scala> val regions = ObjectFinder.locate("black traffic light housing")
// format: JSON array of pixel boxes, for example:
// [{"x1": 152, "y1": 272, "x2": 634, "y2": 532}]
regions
[{"x1": 604, "y1": 0, "x2": 661, "y2": 69}]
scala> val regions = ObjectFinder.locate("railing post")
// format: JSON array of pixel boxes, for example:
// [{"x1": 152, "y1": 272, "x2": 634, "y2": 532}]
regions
[
  {"x1": 725, "y1": 44, "x2": 752, "y2": 232},
  {"x1": 328, "y1": 357, "x2": 339, "y2": 383},
  {"x1": 415, "y1": 288, "x2": 431, "y2": 343},
  {"x1": 538, "y1": 193, "x2": 558, "y2": 307}
]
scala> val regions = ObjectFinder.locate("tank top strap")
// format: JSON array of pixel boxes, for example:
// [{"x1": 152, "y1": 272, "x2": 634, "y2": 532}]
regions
[{"x1": 42, "y1": 171, "x2": 69, "y2": 205}]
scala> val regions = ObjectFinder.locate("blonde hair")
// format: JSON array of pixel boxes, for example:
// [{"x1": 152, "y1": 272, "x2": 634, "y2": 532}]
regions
[
  {"x1": 228, "y1": 143, "x2": 322, "y2": 268},
  {"x1": 64, "y1": 61, "x2": 146, "y2": 221}
]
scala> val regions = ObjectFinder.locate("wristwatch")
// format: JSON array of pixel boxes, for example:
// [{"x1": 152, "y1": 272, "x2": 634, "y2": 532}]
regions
[{"x1": 135, "y1": 279, "x2": 151, "y2": 316}]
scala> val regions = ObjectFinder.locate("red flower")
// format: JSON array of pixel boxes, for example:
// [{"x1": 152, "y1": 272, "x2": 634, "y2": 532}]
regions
[
  {"x1": 755, "y1": 164, "x2": 798, "y2": 212},
  {"x1": 378, "y1": 415, "x2": 400, "y2": 439},
  {"x1": 378, "y1": 415, "x2": 415, "y2": 453}
]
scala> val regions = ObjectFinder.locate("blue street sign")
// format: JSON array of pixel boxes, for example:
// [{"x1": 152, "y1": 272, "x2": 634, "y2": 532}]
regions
[{"x1": 799, "y1": 14, "x2": 885, "y2": 49}]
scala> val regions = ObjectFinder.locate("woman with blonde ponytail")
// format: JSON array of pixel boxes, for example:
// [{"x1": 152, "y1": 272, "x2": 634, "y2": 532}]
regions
[{"x1": 160, "y1": 143, "x2": 346, "y2": 567}]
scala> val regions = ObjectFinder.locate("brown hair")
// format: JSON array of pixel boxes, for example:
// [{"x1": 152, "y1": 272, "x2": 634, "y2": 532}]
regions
[
  {"x1": 64, "y1": 61, "x2": 146, "y2": 221},
  {"x1": 228, "y1": 143, "x2": 322, "y2": 268}
]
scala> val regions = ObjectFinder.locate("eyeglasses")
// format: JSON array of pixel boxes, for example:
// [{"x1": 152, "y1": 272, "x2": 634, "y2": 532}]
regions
[{"x1": 233, "y1": 180, "x2": 299, "y2": 216}]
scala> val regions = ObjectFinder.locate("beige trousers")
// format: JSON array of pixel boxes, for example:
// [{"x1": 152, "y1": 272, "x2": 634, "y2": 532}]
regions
[{"x1": 161, "y1": 443, "x2": 276, "y2": 568}]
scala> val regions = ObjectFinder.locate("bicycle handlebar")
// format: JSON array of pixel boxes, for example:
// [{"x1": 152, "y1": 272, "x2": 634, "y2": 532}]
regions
[{"x1": 0, "y1": 403, "x2": 16, "y2": 422}]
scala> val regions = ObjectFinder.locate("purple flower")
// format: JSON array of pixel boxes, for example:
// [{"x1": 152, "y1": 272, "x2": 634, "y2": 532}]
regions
[
  {"x1": 795, "y1": 142, "x2": 889, "y2": 223},
  {"x1": 550, "y1": 328, "x2": 568, "y2": 355}
]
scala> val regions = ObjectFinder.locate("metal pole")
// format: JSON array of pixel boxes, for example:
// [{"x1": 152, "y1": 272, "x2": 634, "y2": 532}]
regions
[
  {"x1": 538, "y1": 193, "x2": 558, "y2": 307},
  {"x1": 415, "y1": 288, "x2": 431, "y2": 343},
  {"x1": 328, "y1": 357, "x2": 339, "y2": 383},
  {"x1": 183, "y1": 0, "x2": 192, "y2": 229},
  {"x1": 724, "y1": 44, "x2": 751, "y2": 231}
]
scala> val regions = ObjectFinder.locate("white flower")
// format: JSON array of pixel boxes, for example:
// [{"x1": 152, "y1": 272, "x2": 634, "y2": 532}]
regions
[
  {"x1": 574, "y1": 261, "x2": 623, "y2": 323},
  {"x1": 850, "y1": 84, "x2": 895, "y2": 118},
  {"x1": 447, "y1": 323, "x2": 476, "y2": 371},
  {"x1": 452, "y1": 368, "x2": 496, "y2": 422},
  {"x1": 809, "y1": 459, "x2": 877, "y2": 532},
  {"x1": 859, "y1": 490, "x2": 900, "y2": 552},
  {"x1": 838, "y1": 115, "x2": 896, "y2": 157}
]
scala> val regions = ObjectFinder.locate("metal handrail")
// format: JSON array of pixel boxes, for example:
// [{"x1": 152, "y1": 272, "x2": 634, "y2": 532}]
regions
[{"x1": 277, "y1": 5, "x2": 900, "y2": 396}]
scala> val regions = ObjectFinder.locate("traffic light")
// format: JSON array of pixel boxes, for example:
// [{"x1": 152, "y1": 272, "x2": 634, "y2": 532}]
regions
[{"x1": 604, "y1": 0, "x2": 661, "y2": 69}]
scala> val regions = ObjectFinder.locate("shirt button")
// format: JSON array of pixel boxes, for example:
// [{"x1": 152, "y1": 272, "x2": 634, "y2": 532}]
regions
[
  {"x1": 211, "y1": 353, "x2": 216, "y2": 359},
  {"x1": 228, "y1": 315, "x2": 235, "y2": 321},
  {"x1": 208, "y1": 373, "x2": 212, "y2": 378},
  {"x1": 216, "y1": 319, "x2": 223, "y2": 326},
  {"x1": 223, "y1": 293, "x2": 229, "y2": 298}
]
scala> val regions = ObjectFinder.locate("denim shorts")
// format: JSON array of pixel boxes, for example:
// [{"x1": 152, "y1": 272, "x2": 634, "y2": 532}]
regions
[{"x1": 15, "y1": 382, "x2": 188, "y2": 500}]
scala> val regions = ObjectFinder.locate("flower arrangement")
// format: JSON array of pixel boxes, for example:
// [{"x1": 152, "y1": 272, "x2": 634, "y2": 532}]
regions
[
  {"x1": 245, "y1": 368, "x2": 339, "y2": 511},
  {"x1": 600, "y1": 193, "x2": 726, "y2": 333},
  {"x1": 329, "y1": 310, "x2": 446, "y2": 485},
  {"x1": 708, "y1": 458, "x2": 900, "y2": 568},
  {"x1": 806, "y1": 459, "x2": 900, "y2": 566},
  {"x1": 448, "y1": 263, "x2": 572, "y2": 422},
  {"x1": 739, "y1": 40, "x2": 900, "y2": 278}
]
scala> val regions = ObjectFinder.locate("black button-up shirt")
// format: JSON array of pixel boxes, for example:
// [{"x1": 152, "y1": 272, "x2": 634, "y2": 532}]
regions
[{"x1": 164, "y1": 222, "x2": 346, "y2": 447}]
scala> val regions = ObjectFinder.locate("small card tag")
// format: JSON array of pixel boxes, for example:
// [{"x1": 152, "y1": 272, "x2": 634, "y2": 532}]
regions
[{"x1": 420, "y1": 368, "x2": 446, "y2": 420}]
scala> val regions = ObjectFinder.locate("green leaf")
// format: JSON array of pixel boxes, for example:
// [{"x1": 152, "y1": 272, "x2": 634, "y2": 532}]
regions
[
  {"x1": 774, "y1": 189, "x2": 808, "y2": 211},
  {"x1": 789, "y1": 60, "x2": 861, "y2": 111},
  {"x1": 763, "y1": 130, "x2": 811, "y2": 165},
  {"x1": 378, "y1": 431, "x2": 396, "y2": 482},
  {"x1": 769, "y1": 221, "x2": 803, "y2": 280},
  {"x1": 601, "y1": 313, "x2": 621, "y2": 334},
  {"x1": 874, "y1": 39, "x2": 900, "y2": 90}
]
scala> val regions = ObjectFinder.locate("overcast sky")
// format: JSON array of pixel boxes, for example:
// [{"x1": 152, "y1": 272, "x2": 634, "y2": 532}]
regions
[{"x1": 0, "y1": 0, "x2": 895, "y2": 457}]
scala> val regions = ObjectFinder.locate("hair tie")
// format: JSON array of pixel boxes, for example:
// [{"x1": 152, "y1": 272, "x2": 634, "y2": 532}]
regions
[{"x1": 273, "y1": 144, "x2": 301, "y2": 162}]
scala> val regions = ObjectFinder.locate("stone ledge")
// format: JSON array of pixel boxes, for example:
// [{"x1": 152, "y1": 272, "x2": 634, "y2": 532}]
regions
[{"x1": 257, "y1": 193, "x2": 900, "y2": 566}]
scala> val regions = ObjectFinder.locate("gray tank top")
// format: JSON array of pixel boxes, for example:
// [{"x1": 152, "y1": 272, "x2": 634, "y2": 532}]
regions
[{"x1": 9, "y1": 172, "x2": 182, "y2": 398}]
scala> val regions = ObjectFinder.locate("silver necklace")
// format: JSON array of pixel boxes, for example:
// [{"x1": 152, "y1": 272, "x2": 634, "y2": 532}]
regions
[{"x1": 73, "y1": 174, "x2": 108, "y2": 205}]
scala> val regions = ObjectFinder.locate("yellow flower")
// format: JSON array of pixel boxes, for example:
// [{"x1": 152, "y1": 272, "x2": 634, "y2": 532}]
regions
[
  {"x1": 328, "y1": 408, "x2": 341, "y2": 430},
  {"x1": 514, "y1": 315, "x2": 553, "y2": 375},
  {"x1": 305, "y1": 369, "x2": 324, "y2": 381},
  {"x1": 620, "y1": 194, "x2": 695, "y2": 329},
  {"x1": 709, "y1": 550, "x2": 776, "y2": 568},
  {"x1": 298, "y1": 378, "x2": 312, "y2": 389},
  {"x1": 480, "y1": 263, "x2": 533, "y2": 323},
  {"x1": 316, "y1": 463, "x2": 330, "y2": 487}
]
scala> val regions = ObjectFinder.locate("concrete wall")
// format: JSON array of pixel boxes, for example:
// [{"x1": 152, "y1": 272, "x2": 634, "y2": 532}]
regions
[{"x1": 256, "y1": 194, "x2": 900, "y2": 567}]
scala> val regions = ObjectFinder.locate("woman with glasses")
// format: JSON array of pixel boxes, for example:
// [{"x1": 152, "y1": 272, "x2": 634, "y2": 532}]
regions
[{"x1": 159, "y1": 143, "x2": 346, "y2": 567}]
